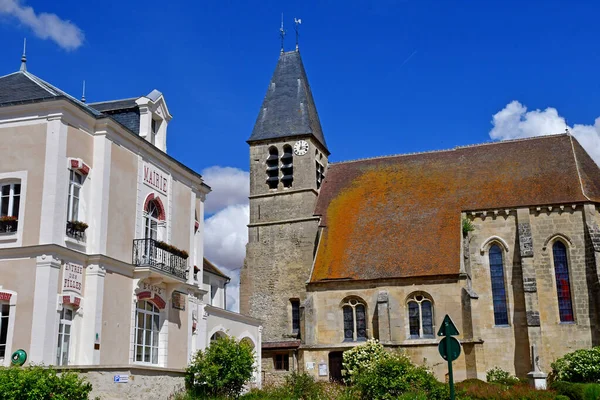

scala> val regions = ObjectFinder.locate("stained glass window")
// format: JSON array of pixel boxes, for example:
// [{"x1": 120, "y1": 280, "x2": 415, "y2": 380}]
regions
[
  {"x1": 342, "y1": 299, "x2": 367, "y2": 342},
  {"x1": 553, "y1": 241, "x2": 574, "y2": 322},
  {"x1": 489, "y1": 245, "x2": 509, "y2": 325},
  {"x1": 343, "y1": 305, "x2": 354, "y2": 341},
  {"x1": 407, "y1": 294, "x2": 434, "y2": 339}
]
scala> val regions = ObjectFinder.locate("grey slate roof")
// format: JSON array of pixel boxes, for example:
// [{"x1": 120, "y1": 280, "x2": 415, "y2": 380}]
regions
[
  {"x1": 0, "y1": 71, "x2": 102, "y2": 116},
  {"x1": 248, "y1": 51, "x2": 328, "y2": 152},
  {"x1": 89, "y1": 98, "x2": 140, "y2": 134}
]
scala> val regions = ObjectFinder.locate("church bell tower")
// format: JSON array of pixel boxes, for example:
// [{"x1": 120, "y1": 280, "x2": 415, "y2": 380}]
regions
[{"x1": 240, "y1": 49, "x2": 329, "y2": 350}]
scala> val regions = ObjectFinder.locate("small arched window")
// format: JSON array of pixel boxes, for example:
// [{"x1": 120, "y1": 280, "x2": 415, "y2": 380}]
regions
[
  {"x1": 489, "y1": 245, "x2": 509, "y2": 325},
  {"x1": 407, "y1": 293, "x2": 434, "y2": 339},
  {"x1": 281, "y1": 145, "x2": 293, "y2": 188},
  {"x1": 266, "y1": 147, "x2": 279, "y2": 189},
  {"x1": 342, "y1": 298, "x2": 367, "y2": 342},
  {"x1": 553, "y1": 241, "x2": 574, "y2": 322}
]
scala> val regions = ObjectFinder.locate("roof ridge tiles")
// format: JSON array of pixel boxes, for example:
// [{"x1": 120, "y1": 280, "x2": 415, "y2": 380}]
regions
[{"x1": 329, "y1": 133, "x2": 569, "y2": 166}]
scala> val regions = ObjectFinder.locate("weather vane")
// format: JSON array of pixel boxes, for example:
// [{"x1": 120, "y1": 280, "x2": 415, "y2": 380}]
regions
[
  {"x1": 280, "y1": 13, "x2": 286, "y2": 53},
  {"x1": 294, "y1": 18, "x2": 302, "y2": 51}
]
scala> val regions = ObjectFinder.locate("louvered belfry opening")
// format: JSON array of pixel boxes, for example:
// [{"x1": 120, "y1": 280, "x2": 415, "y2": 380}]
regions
[
  {"x1": 281, "y1": 145, "x2": 294, "y2": 188},
  {"x1": 316, "y1": 160, "x2": 325, "y2": 189},
  {"x1": 266, "y1": 146, "x2": 279, "y2": 189}
]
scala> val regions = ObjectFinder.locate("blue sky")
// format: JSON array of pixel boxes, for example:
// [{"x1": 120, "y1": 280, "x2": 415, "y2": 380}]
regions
[
  {"x1": 2, "y1": 0, "x2": 600, "y2": 310},
  {"x1": 2, "y1": 0, "x2": 600, "y2": 170}
]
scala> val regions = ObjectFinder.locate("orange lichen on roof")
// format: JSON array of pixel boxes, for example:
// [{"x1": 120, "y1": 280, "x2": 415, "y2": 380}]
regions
[{"x1": 311, "y1": 134, "x2": 600, "y2": 282}]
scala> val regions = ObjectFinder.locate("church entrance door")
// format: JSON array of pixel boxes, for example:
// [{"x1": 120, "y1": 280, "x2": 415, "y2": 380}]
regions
[{"x1": 328, "y1": 351, "x2": 344, "y2": 382}]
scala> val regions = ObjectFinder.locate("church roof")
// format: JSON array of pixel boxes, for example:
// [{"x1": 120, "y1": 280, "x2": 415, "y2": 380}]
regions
[
  {"x1": 311, "y1": 134, "x2": 600, "y2": 283},
  {"x1": 248, "y1": 51, "x2": 328, "y2": 152}
]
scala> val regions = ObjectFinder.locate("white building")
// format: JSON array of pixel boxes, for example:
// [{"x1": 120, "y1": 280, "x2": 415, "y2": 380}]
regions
[{"x1": 0, "y1": 55, "x2": 261, "y2": 398}]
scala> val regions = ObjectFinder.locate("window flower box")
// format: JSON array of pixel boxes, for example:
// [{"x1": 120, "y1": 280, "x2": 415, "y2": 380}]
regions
[
  {"x1": 66, "y1": 220, "x2": 88, "y2": 241},
  {"x1": 155, "y1": 241, "x2": 189, "y2": 259},
  {"x1": 0, "y1": 216, "x2": 18, "y2": 234}
]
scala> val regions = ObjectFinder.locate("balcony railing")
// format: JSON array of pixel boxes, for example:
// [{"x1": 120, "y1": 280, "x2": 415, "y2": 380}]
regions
[
  {"x1": 0, "y1": 219, "x2": 18, "y2": 234},
  {"x1": 66, "y1": 221, "x2": 87, "y2": 242},
  {"x1": 132, "y1": 238, "x2": 188, "y2": 280}
]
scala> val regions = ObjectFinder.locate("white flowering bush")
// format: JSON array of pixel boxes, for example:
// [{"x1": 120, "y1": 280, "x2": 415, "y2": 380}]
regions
[
  {"x1": 341, "y1": 339, "x2": 390, "y2": 384},
  {"x1": 551, "y1": 346, "x2": 600, "y2": 383}
]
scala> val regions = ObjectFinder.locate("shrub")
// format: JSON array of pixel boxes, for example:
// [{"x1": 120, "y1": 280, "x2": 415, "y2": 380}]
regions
[
  {"x1": 284, "y1": 372, "x2": 323, "y2": 400},
  {"x1": 185, "y1": 335, "x2": 255, "y2": 398},
  {"x1": 0, "y1": 365, "x2": 93, "y2": 400},
  {"x1": 352, "y1": 352, "x2": 446, "y2": 400},
  {"x1": 551, "y1": 381, "x2": 600, "y2": 400},
  {"x1": 551, "y1": 347, "x2": 600, "y2": 383},
  {"x1": 457, "y1": 379, "x2": 559, "y2": 400},
  {"x1": 341, "y1": 339, "x2": 390, "y2": 384},
  {"x1": 486, "y1": 366, "x2": 520, "y2": 386}
]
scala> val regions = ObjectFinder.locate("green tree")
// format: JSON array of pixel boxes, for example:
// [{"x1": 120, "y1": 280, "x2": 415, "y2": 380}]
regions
[{"x1": 185, "y1": 335, "x2": 255, "y2": 399}]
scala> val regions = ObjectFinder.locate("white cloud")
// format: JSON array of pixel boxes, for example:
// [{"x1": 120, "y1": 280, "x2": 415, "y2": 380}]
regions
[
  {"x1": 202, "y1": 166, "x2": 250, "y2": 312},
  {"x1": 201, "y1": 166, "x2": 249, "y2": 215},
  {"x1": 490, "y1": 100, "x2": 600, "y2": 164},
  {"x1": 0, "y1": 0, "x2": 84, "y2": 50}
]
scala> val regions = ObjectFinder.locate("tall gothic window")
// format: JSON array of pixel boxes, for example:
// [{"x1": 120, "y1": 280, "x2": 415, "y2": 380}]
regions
[
  {"x1": 489, "y1": 245, "x2": 509, "y2": 325},
  {"x1": 266, "y1": 147, "x2": 279, "y2": 189},
  {"x1": 281, "y1": 145, "x2": 293, "y2": 188},
  {"x1": 342, "y1": 298, "x2": 366, "y2": 342},
  {"x1": 407, "y1": 293, "x2": 434, "y2": 339},
  {"x1": 553, "y1": 241, "x2": 574, "y2": 322}
]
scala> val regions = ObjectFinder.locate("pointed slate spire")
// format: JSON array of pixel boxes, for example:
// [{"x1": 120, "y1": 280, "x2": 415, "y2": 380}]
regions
[
  {"x1": 20, "y1": 38, "x2": 27, "y2": 72},
  {"x1": 248, "y1": 51, "x2": 328, "y2": 153}
]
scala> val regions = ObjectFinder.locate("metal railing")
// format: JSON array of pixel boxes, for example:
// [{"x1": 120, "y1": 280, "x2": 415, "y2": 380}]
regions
[
  {"x1": 0, "y1": 220, "x2": 17, "y2": 234},
  {"x1": 132, "y1": 238, "x2": 188, "y2": 280}
]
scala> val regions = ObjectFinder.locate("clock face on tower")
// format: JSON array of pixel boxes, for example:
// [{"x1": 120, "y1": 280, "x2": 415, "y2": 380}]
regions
[{"x1": 293, "y1": 140, "x2": 309, "y2": 156}]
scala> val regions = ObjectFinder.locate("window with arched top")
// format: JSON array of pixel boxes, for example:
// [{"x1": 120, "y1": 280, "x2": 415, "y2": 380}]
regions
[
  {"x1": 553, "y1": 241, "x2": 574, "y2": 322},
  {"x1": 281, "y1": 145, "x2": 293, "y2": 188},
  {"x1": 266, "y1": 147, "x2": 279, "y2": 189},
  {"x1": 135, "y1": 300, "x2": 160, "y2": 364},
  {"x1": 407, "y1": 293, "x2": 434, "y2": 339},
  {"x1": 342, "y1": 298, "x2": 367, "y2": 342},
  {"x1": 489, "y1": 244, "x2": 509, "y2": 325}
]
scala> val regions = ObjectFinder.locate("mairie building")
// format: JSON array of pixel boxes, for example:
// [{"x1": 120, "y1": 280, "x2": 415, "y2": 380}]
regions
[
  {"x1": 240, "y1": 47, "x2": 600, "y2": 385},
  {"x1": 0, "y1": 56, "x2": 261, "y2": 399}
]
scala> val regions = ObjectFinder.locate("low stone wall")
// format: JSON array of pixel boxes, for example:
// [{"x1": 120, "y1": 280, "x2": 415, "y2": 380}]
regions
[{"x1": 56, "y1": 365, "x2": 185, "y2": 400}]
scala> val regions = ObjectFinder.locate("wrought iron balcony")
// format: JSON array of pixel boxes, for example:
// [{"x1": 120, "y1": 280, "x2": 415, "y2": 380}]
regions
[{"x1": 132, "y1": 238, "x2": 188, "y2": 280}]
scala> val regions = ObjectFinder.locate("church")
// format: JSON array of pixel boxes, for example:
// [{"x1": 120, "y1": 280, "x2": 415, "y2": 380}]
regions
[{"x1": 239, "y1": 47, "x2": 600, "y2": 385}]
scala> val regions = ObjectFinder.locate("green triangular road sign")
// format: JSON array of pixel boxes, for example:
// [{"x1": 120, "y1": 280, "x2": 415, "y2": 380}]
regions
[{"x1": 437, "y1": 314, "x2": 459, "y2": 337}]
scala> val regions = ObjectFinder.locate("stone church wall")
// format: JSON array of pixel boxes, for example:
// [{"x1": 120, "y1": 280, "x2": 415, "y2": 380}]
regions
[{"x1": 467, "y1": 205, "x2": 600, "y2": 377}]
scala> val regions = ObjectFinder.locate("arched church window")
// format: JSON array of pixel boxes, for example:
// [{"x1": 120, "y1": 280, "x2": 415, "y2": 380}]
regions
[
  {"x1": 553, "y1": 241, "x2": 574, "y2": 322},
  {"x1": 342, "y1": 298, "x2": 367, "y2": 342},
  {"x1": 407, "y1": 293, "x2": 434, "y2": 339},
  {"x1": 489, "y1": 245, "x2": 509, "y2": 325},
  {"x1": 266, "y1": 147, "x2": 279, "y2": 189},
  {"x1": 281, "y1": 145, "x2": 293, "y2": 188},
  {"x1": 316, "y1": 161, "x2": 325, "y2": 189}
]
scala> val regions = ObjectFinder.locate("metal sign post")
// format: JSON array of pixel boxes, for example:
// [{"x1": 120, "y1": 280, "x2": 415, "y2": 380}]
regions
[{"x1": 437, "y1": 314, "x2": 461, "y2": 400}]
